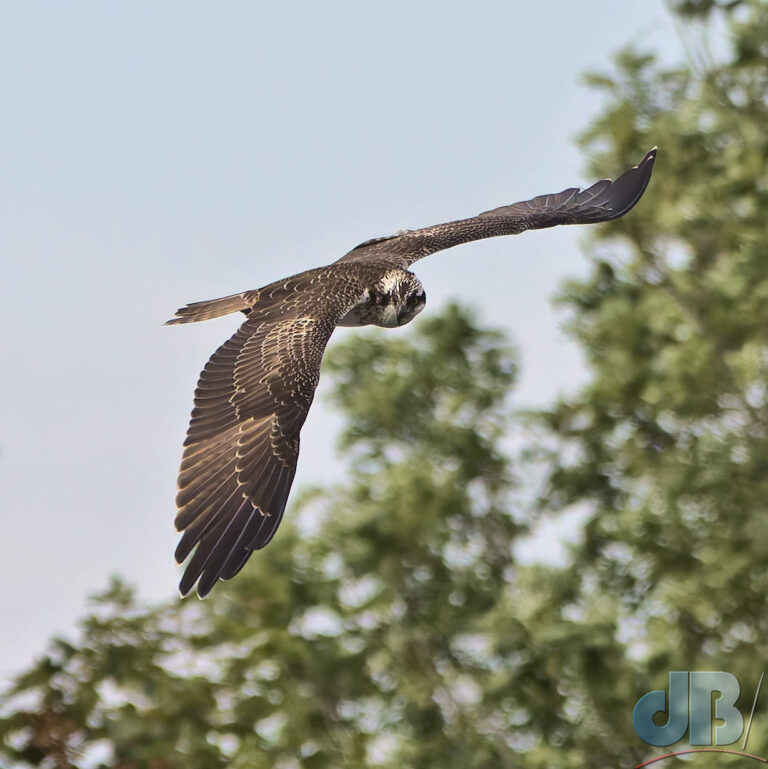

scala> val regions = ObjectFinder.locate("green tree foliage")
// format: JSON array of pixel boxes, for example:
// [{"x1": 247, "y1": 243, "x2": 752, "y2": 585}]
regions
[
  {"x1": 0, "y1": 303, "x2": 656, "y2": 769},
  {"x1": 5, "y1": 2, "x2": 768, "y2": 766},
  {"x1": 0, "y1": 307, "x2": 546, "y2": 768},
  {"x1": 538, "y1": 0, "x2": 768, "y2": 762}
]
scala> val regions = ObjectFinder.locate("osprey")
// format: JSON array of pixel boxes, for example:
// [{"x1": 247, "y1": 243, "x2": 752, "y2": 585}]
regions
[{"x1": 168, "y1": 149, "x2": 657, "y2": 597}]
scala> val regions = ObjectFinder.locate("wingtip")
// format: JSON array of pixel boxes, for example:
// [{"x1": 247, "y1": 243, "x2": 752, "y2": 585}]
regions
[
  {"x1": 178, "y1": 574, "x2": 203, "y2": 599},
  {"x1": 590, "y1": 146, "x2": 657, "y2": 222},
  {"x1": 177, "y1": 584, "x2": 210, "y2": 600}
]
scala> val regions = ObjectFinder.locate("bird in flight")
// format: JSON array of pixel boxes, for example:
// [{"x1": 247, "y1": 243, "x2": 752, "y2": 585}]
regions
[{"x1": 168, "y1": 148, "x2": 657, "y2": 597}]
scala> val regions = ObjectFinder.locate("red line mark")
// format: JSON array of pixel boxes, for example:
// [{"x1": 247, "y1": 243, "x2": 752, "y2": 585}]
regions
[{"x1": 634, "y1": 748, "x2": 768, "y2": 768}]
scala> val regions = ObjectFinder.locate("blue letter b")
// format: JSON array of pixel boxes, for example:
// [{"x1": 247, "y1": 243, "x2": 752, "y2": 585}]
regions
[{"x1": 689, "y1": 671, "x2": 743, "y2": 746}]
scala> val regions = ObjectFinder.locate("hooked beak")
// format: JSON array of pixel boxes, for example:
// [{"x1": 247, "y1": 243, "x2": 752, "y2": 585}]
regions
[{"x1": 396, "y1": 306, "x2": 410, "y2": 326}]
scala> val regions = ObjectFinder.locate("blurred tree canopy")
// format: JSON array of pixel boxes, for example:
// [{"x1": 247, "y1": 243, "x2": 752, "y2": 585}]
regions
[{"x1": 5, "y1": 1, "x2": 768, "y2": 766}]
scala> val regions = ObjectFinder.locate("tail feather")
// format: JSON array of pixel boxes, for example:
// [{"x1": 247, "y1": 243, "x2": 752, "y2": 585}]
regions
[{"x1": 165, "y1": 292, "x2": 256, "y2": 325}]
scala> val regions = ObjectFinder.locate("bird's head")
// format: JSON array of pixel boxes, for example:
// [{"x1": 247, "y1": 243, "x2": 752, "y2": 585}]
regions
[{"x1": 370, "y1": 271, "x2": 426, "y2": 328}]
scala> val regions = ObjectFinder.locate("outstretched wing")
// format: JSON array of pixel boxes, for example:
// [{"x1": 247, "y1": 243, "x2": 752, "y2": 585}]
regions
[
  {"x1": 337, "y1": 148, "x2": 656, "y2": 268},
  {"x1": 174, "y1": 308, "x2": 337, "y2": 597}
]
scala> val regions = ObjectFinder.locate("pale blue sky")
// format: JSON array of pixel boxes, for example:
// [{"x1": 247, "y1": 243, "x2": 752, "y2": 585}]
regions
[{"x1": 1, "y1": 2, "x2": 682, "y2": 681}]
